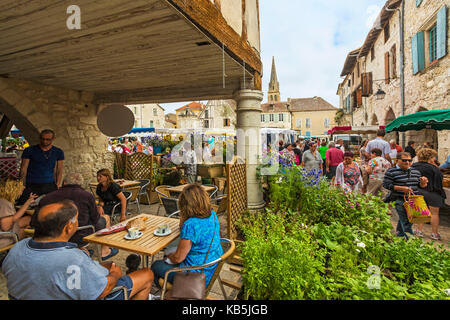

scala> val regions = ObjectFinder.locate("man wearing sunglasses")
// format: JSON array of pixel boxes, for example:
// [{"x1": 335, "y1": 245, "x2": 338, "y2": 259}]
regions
[
  {"x1": 17, "y1": 129, "x2": 64, "y2": 205},
  {"x1": 383, "y1": 152, "x2": 428, "y2": 239}
]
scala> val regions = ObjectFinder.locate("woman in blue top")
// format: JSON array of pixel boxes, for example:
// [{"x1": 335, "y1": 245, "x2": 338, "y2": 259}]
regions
[{"x1": 151, "y1": 184, "x2": 223, "y2": 288}]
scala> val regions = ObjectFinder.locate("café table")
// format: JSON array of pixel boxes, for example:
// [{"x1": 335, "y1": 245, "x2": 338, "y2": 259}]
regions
[
  {"x1": 89, "y1": 179, "x2": 141, "y2": 190},
  {"x1": 83, "y1": 214, "x2": 180, "y2": 268},
  {"x1": 166, "y1": 184, "x2": 216, "y2": 195}
]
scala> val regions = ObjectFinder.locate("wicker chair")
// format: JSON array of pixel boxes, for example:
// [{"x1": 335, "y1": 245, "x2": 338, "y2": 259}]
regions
[
  {"x1": 159, "y1": 238, "x2": 236, "y2": 300},
  {"x1": 0, "y1": 231, "x2": 19, "y2": 254},
  {"x1": 211, "y1": 195, "x2": 227, "y2": 216}
]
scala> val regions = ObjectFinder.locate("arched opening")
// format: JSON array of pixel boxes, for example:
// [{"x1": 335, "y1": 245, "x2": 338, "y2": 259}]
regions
[
  {"x1": 384, "y1": 108, "x2": 398, "y2": 143},
  {"x1": 0, "y1": 97, "x2": 40, "y2": 144},
  {"x1": 371, "y1": 114, "x2": 379, "y2": 125}
]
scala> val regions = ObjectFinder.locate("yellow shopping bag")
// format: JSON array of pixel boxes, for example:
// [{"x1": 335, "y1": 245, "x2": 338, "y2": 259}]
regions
[{"x1": 403, "y1": 191, "x2": 432, "y2": 224}]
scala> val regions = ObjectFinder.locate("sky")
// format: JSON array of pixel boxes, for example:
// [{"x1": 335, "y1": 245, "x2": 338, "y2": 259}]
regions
[{"x1": 161, "y1": 0, "x2": 387, "y2": 114}]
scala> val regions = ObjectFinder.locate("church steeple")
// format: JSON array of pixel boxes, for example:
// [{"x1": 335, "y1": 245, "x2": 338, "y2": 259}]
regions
[{"x1": 268, "y1": 56, "x2": 280, "y2": 103}]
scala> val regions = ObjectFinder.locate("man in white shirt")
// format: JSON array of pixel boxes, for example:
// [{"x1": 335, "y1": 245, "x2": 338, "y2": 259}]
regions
[{"x1": 366, "y1": 129, "x2": 391, "y2": 162}]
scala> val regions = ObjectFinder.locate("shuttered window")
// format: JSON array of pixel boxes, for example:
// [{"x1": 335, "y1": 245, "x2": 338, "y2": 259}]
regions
[
  {"x1": 391, "y1": 44, "x2": 397, "y2": 78},
  {"x1": 384, "y1": 52, "x2": 390, "y2": 84},
  {"x1": 436, "y1": 5, "x2": 447, "y2": 60},
  {"x1": 296, "y1": 119, "x2": 302, "y2": 128},
  {"x1": 361, "y1": 72, "x2": 373, "y2": 97},
  {"x1": 356, "y1": 89, "x2": 363, "y2": 107},
  {"x1": 306, "y1": 119, "x2": 311, "y2": 128},
  {"x1": 412, "y1": 32, "x2": 425, "y2": 74},
  {"x1": 429, "y1": 24, "x2": 438, "y2": 62}
]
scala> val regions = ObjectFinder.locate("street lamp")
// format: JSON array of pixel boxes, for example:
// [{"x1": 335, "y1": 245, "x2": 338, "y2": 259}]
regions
[{"x1": 375, "y1": 87, "x2": 386, "y2": 100}]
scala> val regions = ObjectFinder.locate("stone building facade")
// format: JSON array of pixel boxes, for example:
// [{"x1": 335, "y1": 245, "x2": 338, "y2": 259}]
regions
[
  {"x1": 337, "y1": 0, "x2": 449, "y2": 161},
  {"x1": 127, "y1": 104, "x2": 165, "y2": 129},
  {"x1": 200, "y1": 100, "x2": 237, "y2": 130}
]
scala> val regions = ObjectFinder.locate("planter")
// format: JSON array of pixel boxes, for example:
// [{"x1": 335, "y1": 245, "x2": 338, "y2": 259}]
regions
[
  {"x1": 197, "y1": 164, "x2": 225, "y2": 178},
  {"x1": 138, "y1": 190, "x2": 159, "y2": 205}
]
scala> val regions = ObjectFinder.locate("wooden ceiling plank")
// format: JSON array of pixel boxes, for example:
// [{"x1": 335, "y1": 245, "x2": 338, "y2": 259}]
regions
[{"x1": 0, "y1": 2, "x2": 172, "y2": 54}]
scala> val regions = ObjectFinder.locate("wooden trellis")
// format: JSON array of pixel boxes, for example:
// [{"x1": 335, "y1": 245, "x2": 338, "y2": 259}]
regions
[
  {"x1": 124, "y1": 152, "x2": 153, "y2": 181},
  {"x1": 226, "y1": 156, "x2": 247, "y2": 240},
  {"x1": 114, "y1": 153, "x2": 127, "y2": 179}
]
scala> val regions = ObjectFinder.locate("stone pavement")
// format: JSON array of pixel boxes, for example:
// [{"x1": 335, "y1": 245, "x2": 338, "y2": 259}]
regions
[{"x1": 1, "y1": 202, "x2": 449, "y2": 300}]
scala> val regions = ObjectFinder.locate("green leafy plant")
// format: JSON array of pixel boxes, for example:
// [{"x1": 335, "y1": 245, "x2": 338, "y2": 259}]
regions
[{"x1": 237, "y1": 167, "x2": 450, "y2": 300}]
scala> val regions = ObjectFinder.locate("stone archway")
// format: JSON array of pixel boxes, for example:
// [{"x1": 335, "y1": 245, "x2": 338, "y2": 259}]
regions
[
  {"x1": 371, "y1": 113, "x2": 379, "y2": 125},
  {"x1": 0, "y1": 77, "x2": 113, "y2": 187},
  {"x1": 384, "y1": 108, "x2": 398, "y2": 143}
]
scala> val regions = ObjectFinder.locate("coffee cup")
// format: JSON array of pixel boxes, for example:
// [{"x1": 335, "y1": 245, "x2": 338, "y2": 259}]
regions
[
  {"x1": 128, "y1": 227, "x2": 140, "y2": 238},
  {"x1": 157, "y1": 223, "x2": 169, "y2": 234}
]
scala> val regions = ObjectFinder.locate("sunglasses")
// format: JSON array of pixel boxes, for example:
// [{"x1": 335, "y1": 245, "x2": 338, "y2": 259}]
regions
[{"x1": 400, "y1": 159, "x2": 412, "y2": 163}]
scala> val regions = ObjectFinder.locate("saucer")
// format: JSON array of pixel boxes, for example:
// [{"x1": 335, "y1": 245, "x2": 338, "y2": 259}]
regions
[
  {"x1": 124, "y1": 231, "x2": 143, "y2": 240},
  {"x1": 153, "y1": 228, "x2": 172, "y2": 237}
]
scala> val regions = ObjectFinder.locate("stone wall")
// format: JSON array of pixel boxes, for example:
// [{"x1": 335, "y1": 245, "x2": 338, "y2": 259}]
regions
[
  {"x1": 345, "y1": 1, "x2": 449, "y2": 162},
  {"x1": 0, "y1": 77, "x2": 114, "y2": 188}
]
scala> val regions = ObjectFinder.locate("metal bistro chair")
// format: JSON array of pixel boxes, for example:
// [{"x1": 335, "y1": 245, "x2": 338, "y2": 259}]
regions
[
  {"x1": 203, "y1": 184, "x2": 218, "y2": 198},
  {"x1": 126, "y1": 186, "x2": 142, "y2": 214},
  {"x1": 155, "y1": 185, "x2": 173, "y2": 216},
  {"x1": 159, "y1": 238, "x2": 236, "y2": 300},
  {"x1": 110, "y1": 191, "x2": 132, "y2": 224},
  {"x1": 160, "y1": 196, "x2": 180, "y2": 219},
  {"x1": 137, "y1": 179, "x2": 151, "y2": 205},
  {"x1": 211, "y1": 194, "x2": 228, "y2": 217}
]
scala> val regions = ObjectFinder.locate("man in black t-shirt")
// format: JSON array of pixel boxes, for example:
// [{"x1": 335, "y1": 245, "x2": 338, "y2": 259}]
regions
[{"x1": 18, "y1": 129, "x2": 64, "y2": 205}]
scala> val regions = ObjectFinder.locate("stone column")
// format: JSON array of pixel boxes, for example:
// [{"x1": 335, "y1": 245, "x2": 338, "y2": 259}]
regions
[{"x1": 234, "y1": 89, "x2": 265, "y2": 210}]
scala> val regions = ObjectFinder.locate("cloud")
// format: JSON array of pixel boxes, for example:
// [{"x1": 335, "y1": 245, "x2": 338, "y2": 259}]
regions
[{"x1": 162, "y1": 0, "x2": 387, "y2": 114}]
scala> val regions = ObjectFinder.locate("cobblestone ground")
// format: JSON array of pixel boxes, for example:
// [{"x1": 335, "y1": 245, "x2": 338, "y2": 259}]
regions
[{"x1": 0, "y1": 203, "x2": 449, "y2": 300}]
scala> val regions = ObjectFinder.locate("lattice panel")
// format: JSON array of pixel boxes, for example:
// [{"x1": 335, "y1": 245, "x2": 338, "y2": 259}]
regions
[
  {"x1": 124, "y1": 152, "x2": 153, "y2": 181},
  {"x1": 114, "y1": 153, "x2": 126, "y2": 178},
  {"x1": 226, "y1": 156, "x2": 247, "y2": 240},
  {"x1": 0, "y1": 157, "x2": 20, "y2": 179}
]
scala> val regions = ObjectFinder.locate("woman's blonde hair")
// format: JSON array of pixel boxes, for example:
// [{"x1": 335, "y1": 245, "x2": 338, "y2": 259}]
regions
[
  {"x1": 178, "y1": 184, "x2": 212, "y2": 226},
  {"x1": 417, "y1": 147, "x2": 437, "y2": 162},
  {"x1": 96, "y1": 168, "x2": 114, "y2": 186},
  {"x1": 0, "y1": 179, "x2": 24, "y2": 203}
]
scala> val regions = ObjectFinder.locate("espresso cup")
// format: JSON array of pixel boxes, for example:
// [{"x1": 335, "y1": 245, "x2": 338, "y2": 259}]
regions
[
  {"x1": 128, "y1": 227, "x2": 140, "y2": 238},
  {"x1": 157, "y1": 224, "x2": 169, "y2": 234}
]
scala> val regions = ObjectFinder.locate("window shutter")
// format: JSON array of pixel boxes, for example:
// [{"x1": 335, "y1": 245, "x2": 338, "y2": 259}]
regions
[
  {"x1": 384, "y1": 52, "x2": 390, "y2": 84},
  {"x1": 416, "y1": 0, "x2": 423, "y2": 7},
  {"x1": 274, "y1": 113, "x2": 279, "y2": 122},
  {"x1": 437, "y1": 5, "x2": 447, "y2": 59},
  {"x1": 391, "y1": 44, "x2": 397, "y2": 78},
  {"x1": 368, "y1": 72, "x2": 373, "y2": 95},
  {"x1": 411, "y1": 32, "x2": 425, "y2": 74},
  {"x1": 356, "y1": 88, "x2": 362, "y2": 107}
]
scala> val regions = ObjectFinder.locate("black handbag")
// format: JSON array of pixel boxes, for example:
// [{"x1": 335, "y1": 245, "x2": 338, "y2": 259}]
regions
[{"x1": 169, "y1": 214, "x2": 217, "y2": 300}]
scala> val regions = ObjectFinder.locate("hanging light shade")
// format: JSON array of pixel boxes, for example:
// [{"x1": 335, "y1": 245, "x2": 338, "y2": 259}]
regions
[{"x1": 375, "y1": 88, "x2": 386, "y2": 100}]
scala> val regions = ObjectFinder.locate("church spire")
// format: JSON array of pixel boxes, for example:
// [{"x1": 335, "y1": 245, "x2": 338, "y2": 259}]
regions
[{"x1": 268, "y1": 56, "x2": 280, "y2": 103}]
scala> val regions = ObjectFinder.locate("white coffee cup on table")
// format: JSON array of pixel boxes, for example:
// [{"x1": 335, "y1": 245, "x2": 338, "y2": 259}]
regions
[{"x1": 128, "y1": 227, "x2": 140, "y2": 238}]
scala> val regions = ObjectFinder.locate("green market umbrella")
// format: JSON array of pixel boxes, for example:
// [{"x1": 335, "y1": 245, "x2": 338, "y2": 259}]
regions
[{"x1": 385, "y1": 109, "x2": 450, "y2": 133}]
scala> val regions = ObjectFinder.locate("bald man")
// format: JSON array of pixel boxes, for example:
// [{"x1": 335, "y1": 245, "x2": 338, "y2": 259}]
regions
[{"x1": 2, "y1": 200, "x2": 154, "y2": 300}]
